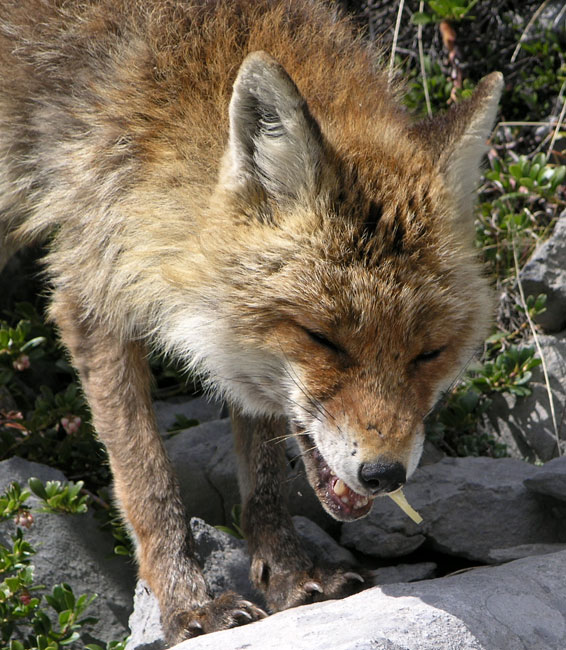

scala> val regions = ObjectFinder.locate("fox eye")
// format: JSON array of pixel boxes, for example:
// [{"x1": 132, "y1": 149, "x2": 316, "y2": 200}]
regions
[
  {"x1": 413, "y1": 347, "x2": 445, "y2": 364},
  {"x1": 303, "y1": 328, "x2": 343, "y2": 354}
]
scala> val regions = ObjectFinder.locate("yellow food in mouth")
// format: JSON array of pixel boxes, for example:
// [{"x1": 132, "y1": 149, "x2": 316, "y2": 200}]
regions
[{"x1": 388, "y1": 488, "x2": 423, "y2": 524}]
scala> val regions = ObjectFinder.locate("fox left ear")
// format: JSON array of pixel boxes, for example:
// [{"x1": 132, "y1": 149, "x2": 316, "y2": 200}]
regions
[
  {"x1": 414, "y1": 72, "x2": 503, "y2": 223},
  {"x1": 220, "y1": 51, "x2": 324, "y2": 202}
]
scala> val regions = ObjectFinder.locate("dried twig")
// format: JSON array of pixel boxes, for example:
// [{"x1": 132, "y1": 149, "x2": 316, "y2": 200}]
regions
[
  {"x1": 547, "y1": 79, "x2": 566, "y2": 160},
  {"x1": 388, "y1": 0, "x2": 405, "y2": 84},
  {"x1": 512, "y1": 238, "x2": 562, "y2": 456},
  {"x1": 510, "y1": 0, "x2": 552, "y2": 64},
  {"x1": 417, "y1": 0, "x2": 432, "y2": 117}
]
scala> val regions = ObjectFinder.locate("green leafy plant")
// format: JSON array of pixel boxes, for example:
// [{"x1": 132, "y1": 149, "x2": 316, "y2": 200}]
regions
[
  {"x1": 215, "y1": 504, "x2": 244, "y2": 540},
  {"x1": 506, "y1": 31, "x2": 566, "y2": 121},
  {"x1": 0, "y1": 483, "x2": 31, "y2": 522},
  {"x1": 27, "y1": 479, "x2": 89, "y2": 515},
  {"x1": 166, "y1": 414, "x2": 199, "y2": 435},
  {"x1": 0, "y1": 320, "x2": 46, "y2": 387},
  {"x1": 470, "y1": 345, "x2": 541, "y2": 398},
  {"x1": 400, "y1": 55, "x2": 475, "y2": 116},
  {"x1": 477, "y1": 151, "x2": 565, "y2": 280},
  {"x1": 0, "y1": 482, "x2": 128, "y2": 650},
  {"x1": 412, "y1": 0, "x2": 479, "y2": 25},
  {"x1": 92, "y1": 489, "x2": 134, "y2": 558}
]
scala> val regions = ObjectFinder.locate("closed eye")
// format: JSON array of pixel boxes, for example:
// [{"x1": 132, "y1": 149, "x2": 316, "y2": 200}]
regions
[
  {"x1": 303, "y1": 328, "x2": 344, "y2": 355},
  {"x1": 413, "y1": 347, "x2": 445, "y2": 364}
]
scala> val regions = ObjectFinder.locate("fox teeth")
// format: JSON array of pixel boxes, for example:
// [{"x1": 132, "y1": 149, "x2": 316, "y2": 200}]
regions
[{"x1": 333, "y1": 479, "x2": 348, "y2": 497}]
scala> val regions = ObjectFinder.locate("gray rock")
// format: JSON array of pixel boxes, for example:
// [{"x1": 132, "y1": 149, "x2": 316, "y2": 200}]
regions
[
  {"x1": 0, "y1": 455, "x2": 68, "y2": 489},
  {"x1": 520, "y1": 211, "x2": 566, "y2": 332},
  {"x1": 341, "y1": 457, "x2": 566, "y2": 563},
  {"x1": 487, "y1": 543, "x2": 566, "y2": 563},
  {"x1": 524, "y1": 456, "x2": 566, "y2": 501},
  {"x1": 190, "y1": 518, "x2": 260, "y2": 604},
  {"x1": 126, "y1": 518, "x2": 262, "y2": 650},
  {"x1": 487, "y1": 333, "x2": 566, "y2": 461},
  {"x1": 169, "y1": 551, "x2": 566, "y2": 650},
  {"x1": 126, "y1": 581, "x2": 165, "y2": 650},
  {"x1": 165, "y1": 419, "x2": 233, "y2": 526},
  {"x1": 368, "y1": 562, "x2": 437, "y2": 585},
  {"x1": 292, "y1": 516, "x2": 357, "y2": 567},
  {"x1": 154, "y1": 396, "x2": 225, "y2": 434},
  {"x1": 0, "y1": 457, "x2": 135, "y2": 645},
  {"x1": 418, "y1": 439, "x2": 446, "y2": 466}
]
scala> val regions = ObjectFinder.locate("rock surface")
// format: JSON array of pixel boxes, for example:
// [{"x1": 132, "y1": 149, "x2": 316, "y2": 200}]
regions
[
  {"x1": 524, "y1": 455, "x2": 566, "y2": 501},
  {"x1": 520, "y1": 211, "x2": 566, "y2": 332},
  {"x1": 167, "y1": 551, "x2": 566, "y2": 650},
  {"x1": 5, "y1": 400, "x2": 566, "y2": 650},
  {"x1": 154, "y1": 397, "x2": 225, "y2": 433},
  {"x1": 126, "y1": 518, "x2": 262, "y2": 650},
  {"x1": 487, "y1": 333, "x2": 566, "y2": 461},
  {"x1": 165, "y1": 418, "x2": 236, "y2": 525},
  {"x1": 126, "y1": 515, "x2": 360, "y2": 649},
  {"x1": 340, "y1": 457, "x2": 566, "y2": 563},
  {"x1": 0, "y1": 457, "x2": 135, "y2": 646}
]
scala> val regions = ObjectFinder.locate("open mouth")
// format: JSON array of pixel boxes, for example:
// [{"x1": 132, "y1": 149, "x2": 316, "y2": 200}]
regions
[{"x1": 294, "y1": 427, "x2": 374, "y2": 522}]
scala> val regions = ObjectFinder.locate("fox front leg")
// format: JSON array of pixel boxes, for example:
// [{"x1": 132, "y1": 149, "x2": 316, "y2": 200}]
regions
[
  {"x1": 231, "y1": 408, "x2": 365, "y2": 611},
  {"x1": 50, "y1": 293, "x2": 266, "y2": 644}
]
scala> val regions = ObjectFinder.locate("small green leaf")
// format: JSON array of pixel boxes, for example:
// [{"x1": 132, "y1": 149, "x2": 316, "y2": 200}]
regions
[
  {"x1": 411, "y1": 11, "x2": 434, "y2": 24},
  {"x1": 508, "y1": 164, "x2": 523, "y2": 180},
  {"x1": 28, "y1": 478, "x2": 48, "y2": 500}
]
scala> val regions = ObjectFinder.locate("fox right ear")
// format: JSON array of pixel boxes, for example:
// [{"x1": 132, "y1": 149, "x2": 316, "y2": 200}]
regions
[
  {"x1": 220, "y1": 51, "x2": 324, "y2": 201},
  {"x1": 411, "y1": 72, "x2": 503, "y2": 226}
]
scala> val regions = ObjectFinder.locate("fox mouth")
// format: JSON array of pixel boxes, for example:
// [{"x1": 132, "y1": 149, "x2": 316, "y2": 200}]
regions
[{"x1": 293, "y1": 424, "x2": 373, "y2": 522}]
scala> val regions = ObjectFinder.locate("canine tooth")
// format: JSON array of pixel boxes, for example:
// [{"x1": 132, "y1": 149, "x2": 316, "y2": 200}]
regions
[{"x1": 333, "y1": 479, "x2": 348, "y2": 496}]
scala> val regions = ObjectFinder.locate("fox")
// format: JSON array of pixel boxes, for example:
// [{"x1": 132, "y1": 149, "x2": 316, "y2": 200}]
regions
[{"x1": 0, "y1": 0, "x2": 503, "y2": 644}]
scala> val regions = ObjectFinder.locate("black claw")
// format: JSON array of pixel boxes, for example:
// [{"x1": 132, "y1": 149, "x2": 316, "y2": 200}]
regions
[
  {"x1": 187, "y1": 620, "x2": 204, "y2": 636},
  {"x1": 344, "y1": 571, "x2": 365, "y2": 583},
  {"x1": 232, "y1": 608, "x2": 253, "y2": 621}
]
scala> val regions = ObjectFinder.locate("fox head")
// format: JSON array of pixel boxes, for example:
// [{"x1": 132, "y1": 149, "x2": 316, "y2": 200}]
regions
[{"x1": 170, "y1": 52, "x2": 502, "y2": 522}]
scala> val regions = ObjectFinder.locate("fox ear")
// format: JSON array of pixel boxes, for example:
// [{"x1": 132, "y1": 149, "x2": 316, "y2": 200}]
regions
[
  {"x1": 221, "y1": 51, "x2": 323, "y2": 200},
  {"x1": 414, "y1": 72, "x2": 503, "y2": 223}
]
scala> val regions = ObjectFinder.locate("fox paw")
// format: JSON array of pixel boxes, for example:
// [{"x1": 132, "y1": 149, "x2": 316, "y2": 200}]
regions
[
  {"x1": 253, "y1": 560, "x2": 366, "y2": 612},
  {"x1": 164, "y1": 592, "x2": 268, "y2": 642}
]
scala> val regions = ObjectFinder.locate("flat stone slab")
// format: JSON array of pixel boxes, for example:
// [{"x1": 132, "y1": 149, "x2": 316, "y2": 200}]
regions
[
  {"x1": 169, "y1": 550, "x2": 566, "y2": 650},
  {"x1": 340, "y1": 457, "x2": 566, "y2": 563}
]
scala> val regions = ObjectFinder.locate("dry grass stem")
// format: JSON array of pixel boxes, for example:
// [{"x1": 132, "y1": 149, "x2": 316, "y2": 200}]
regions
[
  {"x1": 510, "y1": 0, "x2": 552, "y2": 63},
  {"x1": 389, "y1": 0, "x2": 406, "y2": 84},
  {"x1": 417, "y1": 0, "x2": 432, "y2": 117},
  {"x1": 512, "y1": 238, "x2": 562, "y2": 455}
]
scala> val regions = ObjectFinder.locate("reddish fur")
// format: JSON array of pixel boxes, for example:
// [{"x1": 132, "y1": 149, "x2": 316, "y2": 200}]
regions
[{"x1": 0, "y1": 0, "x2": 502, "y2": 642}]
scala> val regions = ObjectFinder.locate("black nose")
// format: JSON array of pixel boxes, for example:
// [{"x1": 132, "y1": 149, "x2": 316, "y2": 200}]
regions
[{"x1": 358, "y1": 460, "x2": 406, "y2": 495}]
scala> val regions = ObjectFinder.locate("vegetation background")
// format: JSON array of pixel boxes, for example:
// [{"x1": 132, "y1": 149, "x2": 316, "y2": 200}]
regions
[{"x1": 0, "y1": 1, "x2": 564, "y2": 648}]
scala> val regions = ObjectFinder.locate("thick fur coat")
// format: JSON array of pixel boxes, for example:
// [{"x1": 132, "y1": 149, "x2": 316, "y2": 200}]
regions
[{"x1": 0, "y1": 0, "x2": 502, "y2": 642}]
